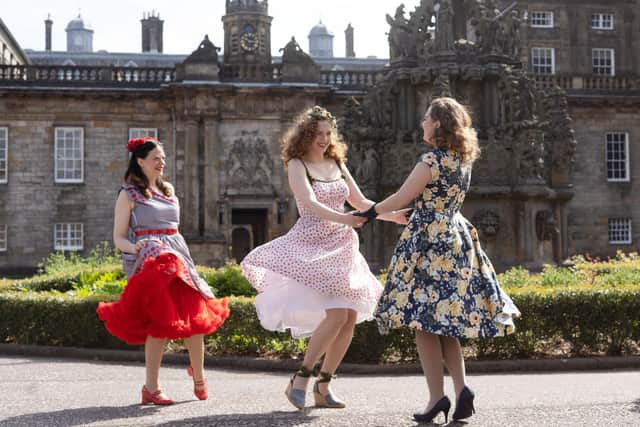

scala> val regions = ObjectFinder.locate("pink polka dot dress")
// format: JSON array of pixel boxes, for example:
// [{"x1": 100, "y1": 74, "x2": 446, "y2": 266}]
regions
[{"x1": 241, "y1": 166, "x2": 382, "y2": 338}]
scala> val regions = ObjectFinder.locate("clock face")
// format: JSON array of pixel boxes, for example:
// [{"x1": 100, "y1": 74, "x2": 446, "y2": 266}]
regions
[{"x1": 240, "y1": 25, "x2": 259, "y2": 52}]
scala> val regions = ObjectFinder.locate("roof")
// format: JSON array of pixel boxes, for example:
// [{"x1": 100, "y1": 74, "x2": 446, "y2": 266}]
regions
[
  {"x1": 309, "y1": 21, "x2": 333, "y2": 37},
  {"x1": 0, "y1": 17, "x2": 31, "y2": 64},
  {"x1": 26, "y1": 50, "x2": 388, "y2": 70},
  {"x1": 66, "y1": 14, "x2": 92, "y2": 32}
]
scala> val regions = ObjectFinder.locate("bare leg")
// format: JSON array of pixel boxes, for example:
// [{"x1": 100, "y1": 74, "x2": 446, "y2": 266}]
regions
[
  {"x1": 440, "y1": 335, "x2": 466, "y2": 398},
  {"x1": 415, "y1": 330, "x2": 445, "y2": 410},
  {"x1": 292, "y1": 309, "x2": 348, "y2": 391},
  {"x1": 184, "y1": 334, "x2": 206, "y2": 391},
  {"x1": 145, "y1": 336, "x2": 168, "y2": 397},
  {"x1": 317, "y1": 309, "x2": 357, "y2": 394}
]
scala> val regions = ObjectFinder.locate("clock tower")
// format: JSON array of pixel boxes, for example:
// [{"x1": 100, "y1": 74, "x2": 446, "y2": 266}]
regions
[{"x1": 222, "y1": 0, "x2": 272, "y2": 66}]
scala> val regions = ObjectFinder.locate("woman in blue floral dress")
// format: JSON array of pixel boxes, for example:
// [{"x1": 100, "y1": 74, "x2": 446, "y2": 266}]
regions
[{"x1": 356, "y1": 97, "x2": 520, "y2": 423}]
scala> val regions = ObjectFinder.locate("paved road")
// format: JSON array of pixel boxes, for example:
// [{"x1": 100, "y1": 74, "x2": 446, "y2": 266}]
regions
[{"x1": 0, "y1": 355, "x2": 638, "y2": 426}]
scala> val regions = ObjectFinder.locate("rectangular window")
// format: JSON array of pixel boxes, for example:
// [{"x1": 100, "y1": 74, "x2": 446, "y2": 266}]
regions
[
  {"x1": 0, "y1": 127, "x2": 7, "y2": 183},
  {"x1": 531, "y1": 47, "x2": 555, "y2": 74},
  {"x1": 608, "y1": 218, "x2": 632, "y2": 244},
  {"x1": 606, "y1": 132, "x2": 629, "y2": 182},
  {"x1": 0, "y1": 224, "x2": 6, "y2": 252},
  {"x1": 531, "y1": 11, "x2": 554, "y2": 28},
  {"x1": 592, "y1": 13, "x2": 614, "y2": 30},
  {"x1": 592, "y1": 48, "x2": 615, "y2": 76},
  {"x1": 54, "y1": 223, "x2": 84, "y2": 251},
  {"x1": 54, "y1": 127, "x2": 84, "y2": 183},
  {"x1": 128, "y1": 128, "x2": 158, "y2": 140}
]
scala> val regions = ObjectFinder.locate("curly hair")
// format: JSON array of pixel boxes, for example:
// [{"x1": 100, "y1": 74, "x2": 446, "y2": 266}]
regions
[
  {"x1": 124, "y1": 138, "x2": 173, "y2": 199},
  {"x1": 281, "y1": 105, "x2": 347, "y2": 165},
  {"x1": 427, "y1": 97, "x2": 480, "y2": 165}
]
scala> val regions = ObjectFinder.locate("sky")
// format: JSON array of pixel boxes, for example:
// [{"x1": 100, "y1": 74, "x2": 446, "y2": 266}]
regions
[{"x1": 3, "y1": 0, "x2": 422, "y2": 58}]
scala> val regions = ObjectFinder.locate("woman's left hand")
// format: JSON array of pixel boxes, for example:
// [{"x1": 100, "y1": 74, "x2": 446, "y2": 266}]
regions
[{"x1": 387, "y1": 208, "x2": 412, "y2": 225}]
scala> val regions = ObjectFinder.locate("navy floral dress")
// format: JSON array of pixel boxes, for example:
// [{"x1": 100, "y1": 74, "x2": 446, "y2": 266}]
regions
[{"x1": 375, "y1": 147, "x2": 520, "y2": 338}]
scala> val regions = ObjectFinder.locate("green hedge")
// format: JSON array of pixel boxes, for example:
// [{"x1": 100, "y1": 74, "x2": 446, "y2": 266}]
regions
[{"x1": 1, "y1": 287, "x2": 639, "y2": 362}]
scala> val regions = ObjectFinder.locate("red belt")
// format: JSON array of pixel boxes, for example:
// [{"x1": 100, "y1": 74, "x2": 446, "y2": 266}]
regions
[{"x1": 133, "y1": 228, "x2": 178, "y2": 237}]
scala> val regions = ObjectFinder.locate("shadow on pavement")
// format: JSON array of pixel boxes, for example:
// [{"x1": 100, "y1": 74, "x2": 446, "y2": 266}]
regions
[
  {"x1": 0, "y1": 404, "x2": 160, "y2": 426},
  {"x1": 631, "y1": 399, "x2": 640, "y2": 414},
  {"x1": 155, "y1": 411, "x2": 317, "y2": 426}
]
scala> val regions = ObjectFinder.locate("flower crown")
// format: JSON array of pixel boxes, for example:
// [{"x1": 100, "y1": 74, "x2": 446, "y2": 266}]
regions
[
  {"x1": 307, "y1": 106, "x2": 336, "y2": 126},
  {"x1": 127, "y1": 136, "x2": 157, "y2": 153}
]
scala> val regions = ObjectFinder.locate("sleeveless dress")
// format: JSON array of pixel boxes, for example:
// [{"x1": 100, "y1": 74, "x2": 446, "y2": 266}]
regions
[
  {"x1": 241, "y1": 161, "x2": 382, "y2": 338},
  {"x1": 375, "y1": 148, "x2": 520, "y2": 338},
  {"x1": 96, "y1": 184, "x2": 230, "y2": 345}
]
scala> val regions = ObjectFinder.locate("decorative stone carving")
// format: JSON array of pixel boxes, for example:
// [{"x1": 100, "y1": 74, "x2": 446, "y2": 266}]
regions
[
  {"x1": 280, "y1": 37, "x2": 314, "y2": 65},
  {"x1": 514, "y1": 127, "x2": 545, "y2": 183},
  {"x1": 544, "y1": 86, "x2": 577, "y2": 187},
  {"x1": 432, "y1": 73, "x2": 452, "y2": 97},
  {"x1": 472, "y1": 209, "x2": 500, "y2": 238},
  {"x1": 535, "y1": 210, "x2": 559, "y2": 241},
  {"x1": 176, "y1": 35, "x2": 221, "y2": 81},
  {"x1": 225, "y1": 130, "x2": 274, "y2": 195},
  {"x1": 279, "y1": 37, "x2": 320, "y2": 82}
]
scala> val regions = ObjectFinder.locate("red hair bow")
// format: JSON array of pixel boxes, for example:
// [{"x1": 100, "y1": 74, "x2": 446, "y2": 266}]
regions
[{"x1": 127, "y1": 136, "x2": 156, "y2": 153}]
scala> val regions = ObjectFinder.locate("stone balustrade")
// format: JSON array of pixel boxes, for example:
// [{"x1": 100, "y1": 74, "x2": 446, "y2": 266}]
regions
[
  {"x1": 2, "y1": 65, "x2": 637, "y2": 92},
  {"x1": 531, "y1": 73, "x2": 638, "y2": 91}
]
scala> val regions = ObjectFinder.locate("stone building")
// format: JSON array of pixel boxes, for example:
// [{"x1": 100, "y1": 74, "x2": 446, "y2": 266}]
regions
[
  {"x1": 0, "y1": 0, "x2": 639, "y2": 273},
  {"x1": 0, "y1": 17, "x2": 29, "y2": 65}
]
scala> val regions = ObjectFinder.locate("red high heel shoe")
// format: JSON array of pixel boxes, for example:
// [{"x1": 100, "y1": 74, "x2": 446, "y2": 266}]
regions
[
  {"x1": 187, "y1": 365, "x2": 208, "y2": 400},
  {"x1": 141, "y1": 385, "x2": 174, "y2": 405}
]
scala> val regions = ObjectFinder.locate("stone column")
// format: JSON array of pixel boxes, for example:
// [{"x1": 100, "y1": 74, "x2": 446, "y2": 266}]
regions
[
  {"x1": 181, "y1": 119, "x2": 200, "y2": 235},
  {"x1": 203, "y1": 118, "x2": 220, "y2": 236}
]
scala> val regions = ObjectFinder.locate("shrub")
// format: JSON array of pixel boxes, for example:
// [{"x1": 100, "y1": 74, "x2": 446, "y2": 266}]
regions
[{"x1": 198, "y1": 263, "x2": 256, "y2": 297}]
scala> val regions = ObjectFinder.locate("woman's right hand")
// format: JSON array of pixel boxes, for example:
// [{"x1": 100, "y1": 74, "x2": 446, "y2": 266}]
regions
[
  {"x1": 343, "y1": 213, "x2": 368, "y2": 228},
  {"x1": 133, "y1": 238, "x2": 162, "y2": 253}
]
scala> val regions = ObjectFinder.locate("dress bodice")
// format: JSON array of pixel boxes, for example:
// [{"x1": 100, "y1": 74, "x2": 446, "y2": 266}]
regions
[
  {"x1": 295, "y1": 179, "x2": 349, "y2": 218},
  {"x1": 412, "y1": 148, "x2": 471, "y2": 223},
  {"x1": 121, "y1": 184, "x2": 180, "y2": 234}
]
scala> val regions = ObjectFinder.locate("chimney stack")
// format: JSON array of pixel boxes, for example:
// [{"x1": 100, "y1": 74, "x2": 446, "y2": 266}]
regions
[
  {"x1": 45, "y1": 14, "x2": 53, "y2": 51},
  {"x1": 141, "y1": 11, "x2": 164, "y2": 53},
  {"x1": 345, "y1": 23, "x2": 355, "y2": 58}
]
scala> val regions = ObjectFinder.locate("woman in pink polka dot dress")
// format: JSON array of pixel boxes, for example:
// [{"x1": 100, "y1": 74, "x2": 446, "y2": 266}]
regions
[{"x1": 241, "y1": 106, "x2": 408, "y2": 410}]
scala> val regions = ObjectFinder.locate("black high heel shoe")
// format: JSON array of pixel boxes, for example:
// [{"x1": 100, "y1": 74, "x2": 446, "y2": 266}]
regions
[
  {"x1": 452, "y1": 385, "x2": 476, "y2": 420},
  {"x1": 413, "y1": 396, "x2": 451, "y2": 423}
]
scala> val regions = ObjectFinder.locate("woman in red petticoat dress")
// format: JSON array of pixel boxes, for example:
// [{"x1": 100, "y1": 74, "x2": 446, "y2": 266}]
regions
[{"x1": 97, "y1": 137, "x2": 229, "y2": 405}]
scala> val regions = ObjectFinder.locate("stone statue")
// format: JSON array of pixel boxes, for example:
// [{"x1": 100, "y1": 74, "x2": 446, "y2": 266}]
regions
[
  {"x1": 386, "y1": 5, "x2": 415, "y2": 59},
  {"x1": 435, "y1": 0, "x2": 455, "y2": 53},
  {"x1": 355, "y1": 147, "x2": 380, "y2": 197}
]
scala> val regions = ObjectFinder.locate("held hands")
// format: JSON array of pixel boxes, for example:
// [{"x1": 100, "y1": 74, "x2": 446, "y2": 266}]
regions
[{"x1": 344, "y1": 213, "x2": 368, "y2": 228}]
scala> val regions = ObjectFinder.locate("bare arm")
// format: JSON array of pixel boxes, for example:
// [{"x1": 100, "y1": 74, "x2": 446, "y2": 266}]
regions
[
  {"x1": 288, "y1": 159, "x2": 366, "y2": 228},
  {"x1": 375, "y1": 162, "x2": 432, "y2": 215},
  {"x1": 342, "y1": 162, "x2": 411, "y2": 223},
  {"x1": 113, "y1": 191, "x2": 137, "y2": 254},
  {"x1": 341, "y1": 163, "x2": 375, "y2": 211}
]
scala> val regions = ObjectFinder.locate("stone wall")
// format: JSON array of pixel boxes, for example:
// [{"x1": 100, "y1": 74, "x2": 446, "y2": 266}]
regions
[
  {"x1": 567, "y1": 99, "x2": 640, "y2": 256},
  {"x1": 0, "y1": 90, "x2": 171, "y2": 268}
]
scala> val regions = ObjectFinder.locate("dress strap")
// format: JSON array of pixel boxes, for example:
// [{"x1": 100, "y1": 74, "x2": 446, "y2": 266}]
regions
[
  {"x1": 335, "y1": 160, "x2": 346, "y2": 180},
  {"x1": 300, "y1": 160, "x2": 316, "y2": 183}
]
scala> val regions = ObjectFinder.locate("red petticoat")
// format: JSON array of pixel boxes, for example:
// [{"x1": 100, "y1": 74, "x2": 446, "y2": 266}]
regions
[{"x1": 96, "y1": 253, "x2": 229, "y2": 345}]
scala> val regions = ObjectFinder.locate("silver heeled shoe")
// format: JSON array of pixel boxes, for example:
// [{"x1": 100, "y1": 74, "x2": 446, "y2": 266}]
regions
[
  {"x1": 284, "y1": 365, "x2": 316, "y2": 410},
  {"x1": 313, "y1": 372, "x2": 346, "y2": 408}
]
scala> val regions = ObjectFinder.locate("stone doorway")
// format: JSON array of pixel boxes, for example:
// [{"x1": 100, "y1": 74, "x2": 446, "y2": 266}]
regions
[{"x1": 231, "y1": 208, "x2": 268, "y2": 261}]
